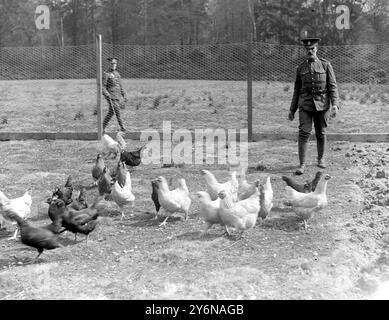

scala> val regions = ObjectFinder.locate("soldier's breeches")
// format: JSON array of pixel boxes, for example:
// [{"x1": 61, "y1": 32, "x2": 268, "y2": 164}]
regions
[{"x1": 103, "y1": 98, "x2": 124, "y2": 130}]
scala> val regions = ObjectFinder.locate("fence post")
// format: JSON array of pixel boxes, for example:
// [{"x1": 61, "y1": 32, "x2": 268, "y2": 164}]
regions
[
  {"x1": 96, "y1": 34, "x2": 103, "y2": 140},
  {"x1": 247, "y1": 32, "x2": 253, "y2": 142}
]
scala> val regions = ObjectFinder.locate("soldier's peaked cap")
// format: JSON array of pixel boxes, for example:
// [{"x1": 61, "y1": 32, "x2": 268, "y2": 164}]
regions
[
  {"x1": 107, "y1": 57, "x2": 118, "y2": 63},
  {"x1": 300, "y1": 37, "x2": 321, "y2": 46}
]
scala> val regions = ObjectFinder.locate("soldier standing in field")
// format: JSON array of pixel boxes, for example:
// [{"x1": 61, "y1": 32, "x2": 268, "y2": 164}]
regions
[
  {"x1": 288, "y1": 37, "x2": 339, "y2": 175},
  {"x1": 102, "y1": 57, "x2": 127, "y2": 133}
]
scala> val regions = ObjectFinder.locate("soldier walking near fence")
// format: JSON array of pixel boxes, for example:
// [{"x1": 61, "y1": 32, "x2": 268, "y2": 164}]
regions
[
  {"x1": 102, "y1": 57, "x2": 128, "y2": 133},
  {"x1": 288, "y1": 37, "x2": 339, "y2": 175}
]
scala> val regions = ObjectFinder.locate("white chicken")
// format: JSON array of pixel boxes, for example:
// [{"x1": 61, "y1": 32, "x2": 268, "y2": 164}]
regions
[
  {"x1": 101, "y1": 131, "x2": 126, "y2": 159},
  {"x1": 237, "y1": 166, "x2": 257, "y2": 200},
  {"x1": 0, "y1": 189, "x2": 32, "y2": 240},
  {"x1": 201, "y1": 169, "x2": 239, "y2": 202},
  {"x1": 258, "y1": 176, "x2": 273, "y2": 221},
  {"x1": 111, "y1": 162, "x2": 135, "y2": 219},
  {"x1": 285, "y1": 173, "x2": 331, "y2": 230},
  {"x1": 154, "y1": 176, "x2": 191, "y2": 227},
  {"x1": 218, "y1": 181, "x2": 261, "y2": 237},
  {"x1": 196, "y1": 191, "x2": 223, "y2": 236}
]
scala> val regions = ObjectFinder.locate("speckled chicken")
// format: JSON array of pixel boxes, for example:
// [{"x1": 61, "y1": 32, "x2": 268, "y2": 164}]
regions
[
  {"x1": 92, "y1": 154, "x2": 105, "y2": 185},
  {"x1": 154, "y1": 176, "x2": 191, "y2": 227},
  {"x1": 201, "y1": 169, "x2": 239, "y2": 201},
  {"x1": 111, "y1": 161, "x2": 135, "y2": 219},
  {"x1": 285, "y1": 173, "x2": 331, "y2": 230},
  {"x1": 98, "y1": 166, "x2": 113, "y2": 196},
  {"x1": 218, "y1": 181, "x2": 260, "y2": 237}
]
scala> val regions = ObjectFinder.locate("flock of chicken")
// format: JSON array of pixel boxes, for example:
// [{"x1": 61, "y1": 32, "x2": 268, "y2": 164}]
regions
[{"x1": 0, "y1": 131, "x2": 332, "y2": 263}]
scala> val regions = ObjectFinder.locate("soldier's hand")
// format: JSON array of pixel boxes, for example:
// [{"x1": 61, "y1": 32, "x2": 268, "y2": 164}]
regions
[
  {"x1": 288, "y1": 111, "x2": 294, "y2": 121},
  {"x1": 330, "y1": 105, "x2": 338, "y2": 118}
]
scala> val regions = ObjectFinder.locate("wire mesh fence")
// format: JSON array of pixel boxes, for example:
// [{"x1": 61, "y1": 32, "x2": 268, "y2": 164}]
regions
[{"x1": 0, "y1": 42, "x2": 388, "y2": 135}]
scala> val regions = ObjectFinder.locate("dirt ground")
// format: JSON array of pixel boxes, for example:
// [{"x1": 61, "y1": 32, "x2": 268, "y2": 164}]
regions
[{"x1": 0, "y1": 138, "x2": 388, "y2": 300}]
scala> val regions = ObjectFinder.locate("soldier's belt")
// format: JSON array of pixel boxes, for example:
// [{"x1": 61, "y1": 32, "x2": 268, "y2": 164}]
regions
[{"x1": 301, "y1": 89, "x2": 327, "y2": 95}]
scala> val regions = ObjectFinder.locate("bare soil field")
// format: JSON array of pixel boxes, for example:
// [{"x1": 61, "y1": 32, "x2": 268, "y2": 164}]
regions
[
  {"x1": 0, "y1": 138, "x2": 388, "y2": 300},
  {"x1": 0, "y1": 79, "x2": 388, "y2": 134}
]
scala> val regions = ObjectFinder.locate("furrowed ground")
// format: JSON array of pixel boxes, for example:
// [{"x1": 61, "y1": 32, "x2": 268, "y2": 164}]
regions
[{"x1": 0, "y1": 138, "x2": 388, "y2": 299}]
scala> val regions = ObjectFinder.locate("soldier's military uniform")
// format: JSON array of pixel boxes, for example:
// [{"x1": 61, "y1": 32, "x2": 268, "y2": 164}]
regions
[
  {"x1": 289, "y1": 38, "x2": 339, "y2": 174},
  {"x1": 102, "y1": 57, "x2": 127, "y2": 132}
]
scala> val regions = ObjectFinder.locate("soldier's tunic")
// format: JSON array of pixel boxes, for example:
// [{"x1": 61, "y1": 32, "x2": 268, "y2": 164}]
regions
[
  {"x1": 290, "y1": 57, "x2": 339, "y2": 137},
  {"x1": 102, "y1": 69, "x2": 126, "y2": 131}
]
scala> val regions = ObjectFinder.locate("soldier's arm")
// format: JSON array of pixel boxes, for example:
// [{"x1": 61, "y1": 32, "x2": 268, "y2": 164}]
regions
[
  {"x1": 326, "y1": 62, "x2": 339, "y2": 108},
  {"x1": 290, "y1": 67, "x2": 301, "y2": 114},
  {"x1": 102, "y1": 72, "x2": 110, "y2": 99},
  {"x1": 118, "y1": 73, "x2": 126, "y2": 99}
]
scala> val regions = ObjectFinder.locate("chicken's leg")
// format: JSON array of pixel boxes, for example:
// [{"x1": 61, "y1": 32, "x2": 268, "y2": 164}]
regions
[
  {"x1": 159, "y1": 216, "x2": 169, "y2": 227},
  {"x1": 200, "y1": 222, "x2": 212, "y2": 238},
  {"x1": 8, "y1": 228, "x2": 19, "y2": 240}
]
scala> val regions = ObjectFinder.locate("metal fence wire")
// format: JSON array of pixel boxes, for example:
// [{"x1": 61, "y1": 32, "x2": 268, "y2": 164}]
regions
[
  {"x1": 0, "y1": 41, "x2": 388, "y2": 135},
  {"x1": 1, "y1": 42, "x2": 388, "y2": 84}
]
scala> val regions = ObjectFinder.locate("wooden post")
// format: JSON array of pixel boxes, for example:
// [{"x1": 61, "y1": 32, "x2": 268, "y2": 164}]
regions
[
  {"x1": 96, "y1": 34, "x2": 103, "y2": 140},
  {"x1": 247, "y1": 32, "x2": 253, "y2": 142}
]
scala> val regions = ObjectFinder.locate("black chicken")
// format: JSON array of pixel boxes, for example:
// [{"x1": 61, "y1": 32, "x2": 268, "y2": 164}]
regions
[
  {"x1": 7, "y1": 212, "x2": 63, "y2": 263},
  {"x1": 282, "y1": 171, "x2": 323, "y2": 193},
  {"x1": 60, "y1": 196, "x2": 102, "y2": 242},
  {"x1": 52, "y1": 175, "x2": 73, "y2": 206},
  {"x1": 68, "y1": 187, "x2": 88, "y2": 211},
  {"x1": 151, "y1": 179, "x2": 160, "y2": 214},
  {"x1": 46, "y1": 197, "x2": 67, "y2": 223},
  {"x1": 42, "y1": 219, "x2": 64, "y2": 234},
  {"x1": 120, "y1": 144, "x2": 147, "y2": 167}
]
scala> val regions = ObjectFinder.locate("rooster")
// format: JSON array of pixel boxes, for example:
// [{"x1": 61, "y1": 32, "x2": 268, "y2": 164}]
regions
[
  {"x1": 153, "y1": 176, "x2": 191, "y2": 227},
  {"x1": 120, "y1": 144, "x2": 148, "y2": 167},
  {"x1": 0, "y1": 189, "x2": 32, "y2": 240},
  {"x1": 285, "y1": 173, "x2": 331, "y2": 230},
  {"x1": 201, "y1": 169, "x2": 239, "y2": 201},
  {"x1": 258, "y1": 176, "x2": 273, "y2": 221},
  {"x1": 111, "y1": 161, "x2": 135, "y2": 219},
  {"x1": 282, "y1": 171, "x2": 323, "y2": 193},
  {"x1": 218, "y1": 181, "x2": 261, "y2": 237},
  {"x1": 196, "y1": 191, "x2": 223, "y2": 236},
  {"x1": 6, "y1": 211, "x2": 63, "y2": 263}
]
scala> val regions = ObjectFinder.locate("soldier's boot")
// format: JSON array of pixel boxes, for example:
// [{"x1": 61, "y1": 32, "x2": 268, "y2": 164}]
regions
[
  {"x1": 295, "y1": 132, "x2": 309, "y2": 175},
  {"x1": 317, "y1": 135, "x2": 327, "y2": 169}
]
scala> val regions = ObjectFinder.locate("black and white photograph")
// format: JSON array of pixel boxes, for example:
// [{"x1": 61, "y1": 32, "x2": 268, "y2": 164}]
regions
[{"x1": 0, "y1": 0, "x2": 388, "y2": 302}]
